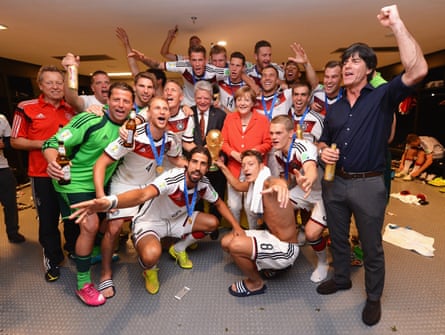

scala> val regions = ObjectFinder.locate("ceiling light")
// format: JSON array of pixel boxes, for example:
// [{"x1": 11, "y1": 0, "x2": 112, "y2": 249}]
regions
[
  {"x1": 102, "y1": 72, "x2": 132, "y2": 77},
  {"x1": 217, "y1": 41, "x2": 227, "y2": 47},
  {"x1": 0, "y1": 24, "x2": 8, "y2": 30}
]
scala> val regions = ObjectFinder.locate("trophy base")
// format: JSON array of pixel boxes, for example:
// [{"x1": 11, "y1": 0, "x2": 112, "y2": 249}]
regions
[{"x1": 209, "y1": 165, "x2": 219, "y2": 172}]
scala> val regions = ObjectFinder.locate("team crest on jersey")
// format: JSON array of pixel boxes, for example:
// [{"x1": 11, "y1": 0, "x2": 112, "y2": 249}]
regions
[
  {"x1": 109, "y1": 143, "x2": 120, "y2": 154},
  {"x1": 176, "y1": 121, "x2": 184, "y2": 131},
  {"x1": 59, "y1": 129, "x2": 72, "y2": 141}
]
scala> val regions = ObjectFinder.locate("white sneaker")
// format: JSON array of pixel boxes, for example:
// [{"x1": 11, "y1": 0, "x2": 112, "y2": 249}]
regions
[
  {"x1": 426, "y1": 174, "x2": 436, "y2": 182},
  {"x1": 394, "y1": 171, "x2": 405, "y2": 178},
  {"x1": 402, "y1": 174, "x2": 413, "y2": 181}
]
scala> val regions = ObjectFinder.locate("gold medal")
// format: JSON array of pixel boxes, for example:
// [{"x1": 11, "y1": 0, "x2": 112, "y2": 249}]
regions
[
  {"x1": 156, "y1": 165, "x2": 164, "y2": 174},
  {"x1": 187, "y1": 216, "x2": 193, "y2": 225}
]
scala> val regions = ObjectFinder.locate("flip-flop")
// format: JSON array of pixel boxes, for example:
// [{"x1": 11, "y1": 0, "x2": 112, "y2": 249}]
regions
[
  {"x1": 228, "y1": 280, "x2": 267, "y2": 297},
  {"x1": 98, "y1": 279, "x2": 116, "y2": 299}
]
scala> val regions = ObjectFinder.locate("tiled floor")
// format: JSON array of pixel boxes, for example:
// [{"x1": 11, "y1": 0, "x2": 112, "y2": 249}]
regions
[{"x1": 0, "y1": 179, "x2": 444, "y2": 334}]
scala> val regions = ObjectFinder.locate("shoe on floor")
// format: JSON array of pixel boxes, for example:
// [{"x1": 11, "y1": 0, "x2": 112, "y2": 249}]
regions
[
  {"x1": 228, "y1": 280, "x2": 267, "y2": 297},
  {"x1": 45, "y1": 265, "x2": 60, "y2": 282},
  {"x1": 402, "y1": 174, "x2": 413, "y2": 181},
  {"x1": 43, "y1": 255, "x2": 60, "y2": 282},
  {"x1": 362, "y1": 299, "x2": 381, "y2": 326},
  {"x1": 142, "y1": 268, "x2": 159, "y2": 294},
  {"x1": 169, "y1": 245, "x2": 193, "y2": 269},
  {"x1": 76, "y1": 283, "x2": 106, "y2": 306},
  {"x1": 8, "y1": 232, "x2": 26, "y2": 243},
  {"x1": 394, "y1": 171, "x2": 405, "y2": 178},
  {"x1": 428, "y1": 177, "x2": 445, "y2": 187},
  {"x1": 316, "y1": 278, "x2": 352, "y2": 295}
]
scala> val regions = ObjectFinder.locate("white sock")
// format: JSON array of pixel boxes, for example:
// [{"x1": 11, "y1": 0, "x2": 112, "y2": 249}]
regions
[
  {"x1": 173, "y1": 234, "x2": 198, "y2": 252},
  {"x1": 402, "y1": 160, "x2": 413, "y2": 174},
  {"x1": 410, "y1": 165, "x2": 420, "y2": 175},
  {"x1": 310, "y1": 249, "x2": 329, "y2": 283}
]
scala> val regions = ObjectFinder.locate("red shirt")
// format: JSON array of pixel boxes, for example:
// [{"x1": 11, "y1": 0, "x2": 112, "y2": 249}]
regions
[
  {"x1": 11, "y1": 95, "x2": 75, "y2": 177},
  {"x1": 221, "y1": 111, "x2": 271, "y2": 178}
]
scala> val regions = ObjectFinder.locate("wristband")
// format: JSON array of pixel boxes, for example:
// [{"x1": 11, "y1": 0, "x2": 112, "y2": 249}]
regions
[{"x1": 103, "y1": 195, "x2": 118, "y2": 211}]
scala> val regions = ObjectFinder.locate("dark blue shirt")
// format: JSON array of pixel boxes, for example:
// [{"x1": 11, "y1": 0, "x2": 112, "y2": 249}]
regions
[{"x1": 320, "y1": 74, "x2": 414, "y2": 173}]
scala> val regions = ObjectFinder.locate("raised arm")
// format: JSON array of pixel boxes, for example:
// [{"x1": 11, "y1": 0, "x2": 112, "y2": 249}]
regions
[
  {"x1": 160, "y1": 25, "x2": 179, "y2": 61},
  {"x1": 128, "y1": 48, "x2": 165, "y2": 70},
  {"x1": 377, "y1": 5, "x2": 427, "y2": 86},
  {"x1": 116, "y1": 27, "x2": 140, "y2": 77},
  {"x1": 61, "y1": 53, "x2": 85, "y2": 113},
  {"x1": 288, "y1": 42, "x2": 319, "y2": 89}
]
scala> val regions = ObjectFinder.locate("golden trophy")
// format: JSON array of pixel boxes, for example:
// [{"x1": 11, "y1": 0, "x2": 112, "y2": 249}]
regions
[{"x1": 206, "y1": 129, "x2": 223, "y2": 171}]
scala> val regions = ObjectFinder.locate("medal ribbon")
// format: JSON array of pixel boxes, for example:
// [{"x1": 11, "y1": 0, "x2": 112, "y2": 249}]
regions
[
  {"x1": 261, "y1": 92, "x2": 278, "y2": 121},
  {"x1": 183, "y1": 174, "x2": 199, "y2": 219},
  {"x1": 285, "y1": 134, "x2": 296, "y2": 181},
  {"x1": 145, "y1": 123, "x2": 166, "y2": 168}
]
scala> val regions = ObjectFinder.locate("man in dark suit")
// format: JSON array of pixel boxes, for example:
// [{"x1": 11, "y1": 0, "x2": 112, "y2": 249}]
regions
[{"x1": 183, "y1": 81, "x2": 227, "y2": 238}]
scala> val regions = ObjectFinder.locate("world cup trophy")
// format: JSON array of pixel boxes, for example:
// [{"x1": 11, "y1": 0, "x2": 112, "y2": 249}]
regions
[{"x1": 206, "y1": 129, "x2": 223, "y2": 171}]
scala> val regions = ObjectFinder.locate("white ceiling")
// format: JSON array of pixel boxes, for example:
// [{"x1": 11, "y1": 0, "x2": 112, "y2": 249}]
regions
[{"x1": 1, "y1": 0, "x2": 444, "y2": 77}]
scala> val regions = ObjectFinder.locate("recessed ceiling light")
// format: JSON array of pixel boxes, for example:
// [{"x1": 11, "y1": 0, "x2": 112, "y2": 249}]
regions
[
  {"x1": 0, "y1": 24, "x2": 8, "y2": 30},
  {"x1": 217, "y1": 41, "x2": 227, "y2": 47},
  {"x1": 103, "y1": 72, "x2": 132, "y2": 77}
]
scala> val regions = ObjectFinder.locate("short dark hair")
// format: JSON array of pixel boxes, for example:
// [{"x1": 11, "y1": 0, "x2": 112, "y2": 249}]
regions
[
  {"x1": 254, "y1": 40, "x2": 272, "y2": 54},
  {"x1": 189, "y1": 146, "x2": 212, "y2": 166},
  {"x1": 230, "y1": 51, "x2": 246, "y2": 65},
  {"x1": 188, "y1": 45, "x2": 207, "y2": 58},
  {"x1": 262, "y1": 64, "x2": 279, "y2": 77},
  {"x1": 210, "y1": 44, "x2": 227, "y2": 57},
  {"x1": 324, "y1": 60, "x2": 342, "y2": 70},
  {"x1": 146, "y1": 68, "x2": 167, "y2": 88},
  {"x1": 108, "y1": 82, "x2": 135, "y2": 102},
  {"x1": 292, "y1": 81, "x2": 311, "y2": 93},
  {"x1": 91, "y1": 70, "x2": 109, "y2": 84},
  {"x1": 241, "y1": 150, "x2": 263, "y2": 164},
  {"x1": 134, "y1": 71, "x2": 157, "y2": 90},
  {"x1": 341, "y1": 43, "x2": 377, "y2": 81}
]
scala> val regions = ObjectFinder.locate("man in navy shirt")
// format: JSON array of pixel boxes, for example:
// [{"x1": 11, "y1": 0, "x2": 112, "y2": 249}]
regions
[{"x1": 317, "y1": 5, "x2": 427, "y2": 326}]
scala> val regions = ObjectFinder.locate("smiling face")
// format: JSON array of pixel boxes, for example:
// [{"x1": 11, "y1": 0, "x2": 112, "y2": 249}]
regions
[
  {"x1": 255, "y1": 46, "x2": 272, "y2": 71},
  {"x1": 163, "y1": 81, "x2": 183, "y2": 111},
  {"x1": 285, "y1": 62, "x2": 300, "y2": 83},
  {"x1": 323, "y1": 65, "x2": 342, "y2": 97},
  {"x1": 342, "y1": 54, "x2": 371, "y2": 89},
  {"x1": 195, "y1": 88, "x2": 212, "y2": 112},
  {"x1": 148, "y1": 97, "x2": 171, "y2": 130},
  {"x1": 235, "y1": 92, "x2": 254, "y2": 116},
  {"x1": 292, "y1": 85, "x2": 310, "y2": 115},
  {"x1": 186, "y1": 152, "x2": 209, "y2": 184},
  {"x1": 38, "y1": 70, "x2": 65, "y2": 103},
  {"x1": 261, "y1": 67, "x2": 280, "y2": 95},
  {"x1": 134, "y1": 77, "x2": 155, "y2": 106},
  {"x1": 241, "y1": 155, "x2": 263, "y2": 183},
  {"x1": 107, "y1": 88, "x2": 133, "y2": 124}
]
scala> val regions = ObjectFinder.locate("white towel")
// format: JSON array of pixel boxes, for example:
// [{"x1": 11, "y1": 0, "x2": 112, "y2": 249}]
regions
[
  {"x1": 383, "y1": 223, "x2": 435, "y2": 257},
  {"x1": 245, "y1": 166, "x2": 271, "y2": 215},
  {"x1": 390, "y1": 192, "x2": 421, "y2": 205}
]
